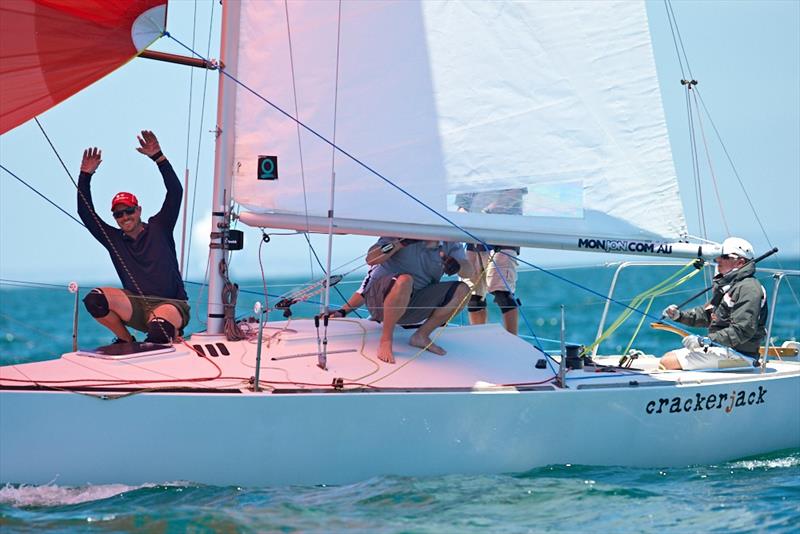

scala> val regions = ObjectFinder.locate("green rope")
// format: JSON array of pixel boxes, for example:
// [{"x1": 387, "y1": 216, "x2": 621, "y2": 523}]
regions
[
  {"x1": 621, "y1": 267, "x2": 702, "y2": 354},
  {"x1": 583, "y1": 261, "x2": 703, "y2": 356}
]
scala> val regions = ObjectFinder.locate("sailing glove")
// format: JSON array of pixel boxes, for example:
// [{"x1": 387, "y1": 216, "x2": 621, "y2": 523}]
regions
[
  {"x1": 663, "y1": 304, "x2": 680, "y2": 320},
  {"x1": 682, "y1": 335, "x2": 712, "y2": 352}
]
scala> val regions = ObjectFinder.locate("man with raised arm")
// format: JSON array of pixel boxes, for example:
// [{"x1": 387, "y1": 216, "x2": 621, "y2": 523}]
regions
[
  {"x1": 362, "y1": 238, "x2": 472, "y2": 363},
  {"x1": 77, "y1": 130, "x2": 190, "y2": 345},
  {"x1": 660, "y1": 237, "x2": 767, "y2": 370}
]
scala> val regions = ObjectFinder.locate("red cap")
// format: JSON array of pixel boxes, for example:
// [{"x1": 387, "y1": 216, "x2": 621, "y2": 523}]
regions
[{"x1": 111, "y1": 192, "x2": 138, "y2": 210}]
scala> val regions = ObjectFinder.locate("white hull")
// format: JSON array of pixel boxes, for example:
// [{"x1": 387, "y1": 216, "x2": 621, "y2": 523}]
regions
[{"x1": 2, "y1": 320, "x2": 798, "y2": 486}]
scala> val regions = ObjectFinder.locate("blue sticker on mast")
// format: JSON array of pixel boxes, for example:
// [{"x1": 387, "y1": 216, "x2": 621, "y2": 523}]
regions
[{"x1": 257, "y1": 156, "x2": 278, "y2": 180}]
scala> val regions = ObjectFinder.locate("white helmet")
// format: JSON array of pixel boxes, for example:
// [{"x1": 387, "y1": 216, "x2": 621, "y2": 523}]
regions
[{"x1": 720, "y1": 237, "x2": 754, "y2": 260}]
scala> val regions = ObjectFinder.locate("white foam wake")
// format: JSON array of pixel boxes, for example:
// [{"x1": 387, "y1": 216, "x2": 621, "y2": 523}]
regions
[
  {"x1": 0, "y1": 482, "x2": 152, "y2": 507},
  {"x1": 730, "y1": 455, "x2": 800, "y2": 470}
]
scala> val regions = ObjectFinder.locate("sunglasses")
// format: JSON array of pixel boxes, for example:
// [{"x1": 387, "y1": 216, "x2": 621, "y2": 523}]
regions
[
  {"x1": 715, "y1": 254, "x2": 736, "y2": 262},
  {"x1": 113, "y1": 206, "x2": 137, "y2": 219}
]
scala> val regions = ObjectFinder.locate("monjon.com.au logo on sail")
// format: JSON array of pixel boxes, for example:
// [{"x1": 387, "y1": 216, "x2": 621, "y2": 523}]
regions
[
  {"x1": 577, "y1": 238, "x2": 673, "y2": 254},
  {"x1": 645, "y1": 386, "x2": 767, "y2": 415}
]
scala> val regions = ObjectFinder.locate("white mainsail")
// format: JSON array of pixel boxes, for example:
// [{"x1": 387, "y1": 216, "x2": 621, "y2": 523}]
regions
[{"x1": 231, "y1": 1, "x2": 697, "y2": 255}]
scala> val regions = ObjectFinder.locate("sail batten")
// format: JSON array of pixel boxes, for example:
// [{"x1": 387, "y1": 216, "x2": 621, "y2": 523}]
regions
[{"x1": 231, "y1": 0, "x2": 687, "y2": 244}]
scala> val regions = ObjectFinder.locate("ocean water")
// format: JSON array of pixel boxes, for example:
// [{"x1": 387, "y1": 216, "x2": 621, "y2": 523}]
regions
[{"x1": 1, "y1": 262, "x2": 799, "y2": 532}]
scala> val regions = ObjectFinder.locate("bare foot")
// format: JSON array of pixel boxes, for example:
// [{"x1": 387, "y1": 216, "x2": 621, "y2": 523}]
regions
[
  {"x1": 377, "y1": 339, "x2": 395, "y2": 364},
  {"x1": 409, "y1": 332, "x2": 446, "y2": 355}
]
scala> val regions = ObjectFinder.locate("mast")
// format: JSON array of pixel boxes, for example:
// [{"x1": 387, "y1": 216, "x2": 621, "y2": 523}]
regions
[{"x1": 206, "y1": 0, "x2": 241, "y2": 335}]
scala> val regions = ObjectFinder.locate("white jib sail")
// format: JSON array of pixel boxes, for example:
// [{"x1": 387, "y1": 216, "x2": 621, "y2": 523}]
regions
[{"x1": 231, "y1": 1, "x2": 695, "y2": 256}]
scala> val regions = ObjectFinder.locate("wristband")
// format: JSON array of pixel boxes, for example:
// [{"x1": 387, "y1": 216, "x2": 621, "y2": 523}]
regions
[
  {"x1": 149, "y1": 150, "x2": 164, "y2": 162},
  {"x1": 336, "y1": 308, "x2": 348, "y2": 317}
]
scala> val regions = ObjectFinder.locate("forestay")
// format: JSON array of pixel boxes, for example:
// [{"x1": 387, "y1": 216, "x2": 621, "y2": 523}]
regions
[{"x1": 232, "y1": 0, "x2": 693, "y2": 255}]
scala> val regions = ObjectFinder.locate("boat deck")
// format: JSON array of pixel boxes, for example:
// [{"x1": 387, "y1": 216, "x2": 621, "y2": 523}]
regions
[{"x1": 1, "y1": 319, "x2": 797, "y2": 394}]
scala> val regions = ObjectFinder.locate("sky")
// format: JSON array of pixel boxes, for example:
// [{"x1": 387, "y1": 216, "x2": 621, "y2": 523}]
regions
[{"x1": 1, "y1": 0, "x2": 798, "y2": 289}]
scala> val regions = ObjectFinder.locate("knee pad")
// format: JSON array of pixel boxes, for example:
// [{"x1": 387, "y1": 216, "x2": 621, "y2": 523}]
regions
[
  {"x1": 83, "y1": 289, "x2": 109, "y2": 318},
  {"x1": 144, "y1": 317, "x2": 176, "y2": 344},
  {"x1": 467, "y1": 294, "x2": 487, "y2": 313},
  {"x1": 491, "y1": 290, "x2": 519, "y2": 314}
]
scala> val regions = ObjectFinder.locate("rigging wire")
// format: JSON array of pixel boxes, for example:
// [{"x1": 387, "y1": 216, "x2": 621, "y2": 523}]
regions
[
  {"x1": 253, "y1": 3, "x2": 354, "y2": 308},
  {"x1": 166, "y1": 34, "x2": 530, "y2": 253},
  {"x1": 319, "y1": 0, "x2": 345, "y2": 359},
  {"x1": 164, "y1": 32, "x2": 727, "y2": 343},
  {"x1": 665, "y1": 0, "x2": 695, "y2": 80},
  {"x1": 695, "y1": 89, "x2": 799, "y2": 305},
  {"x1": 664, "y1": 0, "x2": 797, "y2": 303},
  {"x1": 691, "y1": 90, "x2": 730, "y2": 235},
  {"x1": 32, "y1": 118, "x2": 179, "y2": 343},
  {"x1": 33, "y1": 118, "x2": 78, "y2": 188},
  {"x1": 663, "y1": 0, "x2": 687, "y2": 80},
  {"x1": 665, "y1": 1, "x2": 711, "y2": 287},
  {"x1": 283, "y1": 0, "x2": 316, "y2": 281},
  {"x1": 178, "y1": 0, "x2": 200, "y2": 276},
  {"x1": 0, "y1": 311, "x2": 63, "y2": 342},
  {"x1": 7, "y1": 30, "x2": 757, "y2": 361},
  {"x1": 185, "y1": 0, "x2": 217, "y2": 282},
  {"x1": 0, "y1": 164, "x2": 85, "y2": 228},
  {"x1": 686, "y1": 88, "x2": 709, "y2": 262},
  {"x1": 0, "y1": 278, "x2": 68, "y2": 289}
]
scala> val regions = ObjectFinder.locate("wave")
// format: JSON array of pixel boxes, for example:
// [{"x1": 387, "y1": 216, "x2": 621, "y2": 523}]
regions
[
  {"x1": 729, "y1": 453, "x2": 800, "y2": 471},
  {"x1": 0, "y1": 481, "x2": 190, "y2": 508}
]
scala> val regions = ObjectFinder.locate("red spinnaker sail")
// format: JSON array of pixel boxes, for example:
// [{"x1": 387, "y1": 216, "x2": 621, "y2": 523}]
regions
[{"x1": 0, "y1": 0, "x2": 167, "y2": 134}]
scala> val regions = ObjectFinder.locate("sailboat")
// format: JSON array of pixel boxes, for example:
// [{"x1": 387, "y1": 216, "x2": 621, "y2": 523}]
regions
[{"x1": 1, "y1": 0, "x2": 798, "y2": 487}]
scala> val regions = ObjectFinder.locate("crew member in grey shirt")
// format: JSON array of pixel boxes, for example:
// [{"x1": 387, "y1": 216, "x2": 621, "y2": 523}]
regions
[{"x1": 363, "y1": 238, "x2": 472, "y2": 363}]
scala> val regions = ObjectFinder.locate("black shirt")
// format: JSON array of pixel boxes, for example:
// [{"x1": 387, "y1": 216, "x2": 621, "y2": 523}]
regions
[{"x1": 77, "y1": 160, "x2": 188, "y2": 301}]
